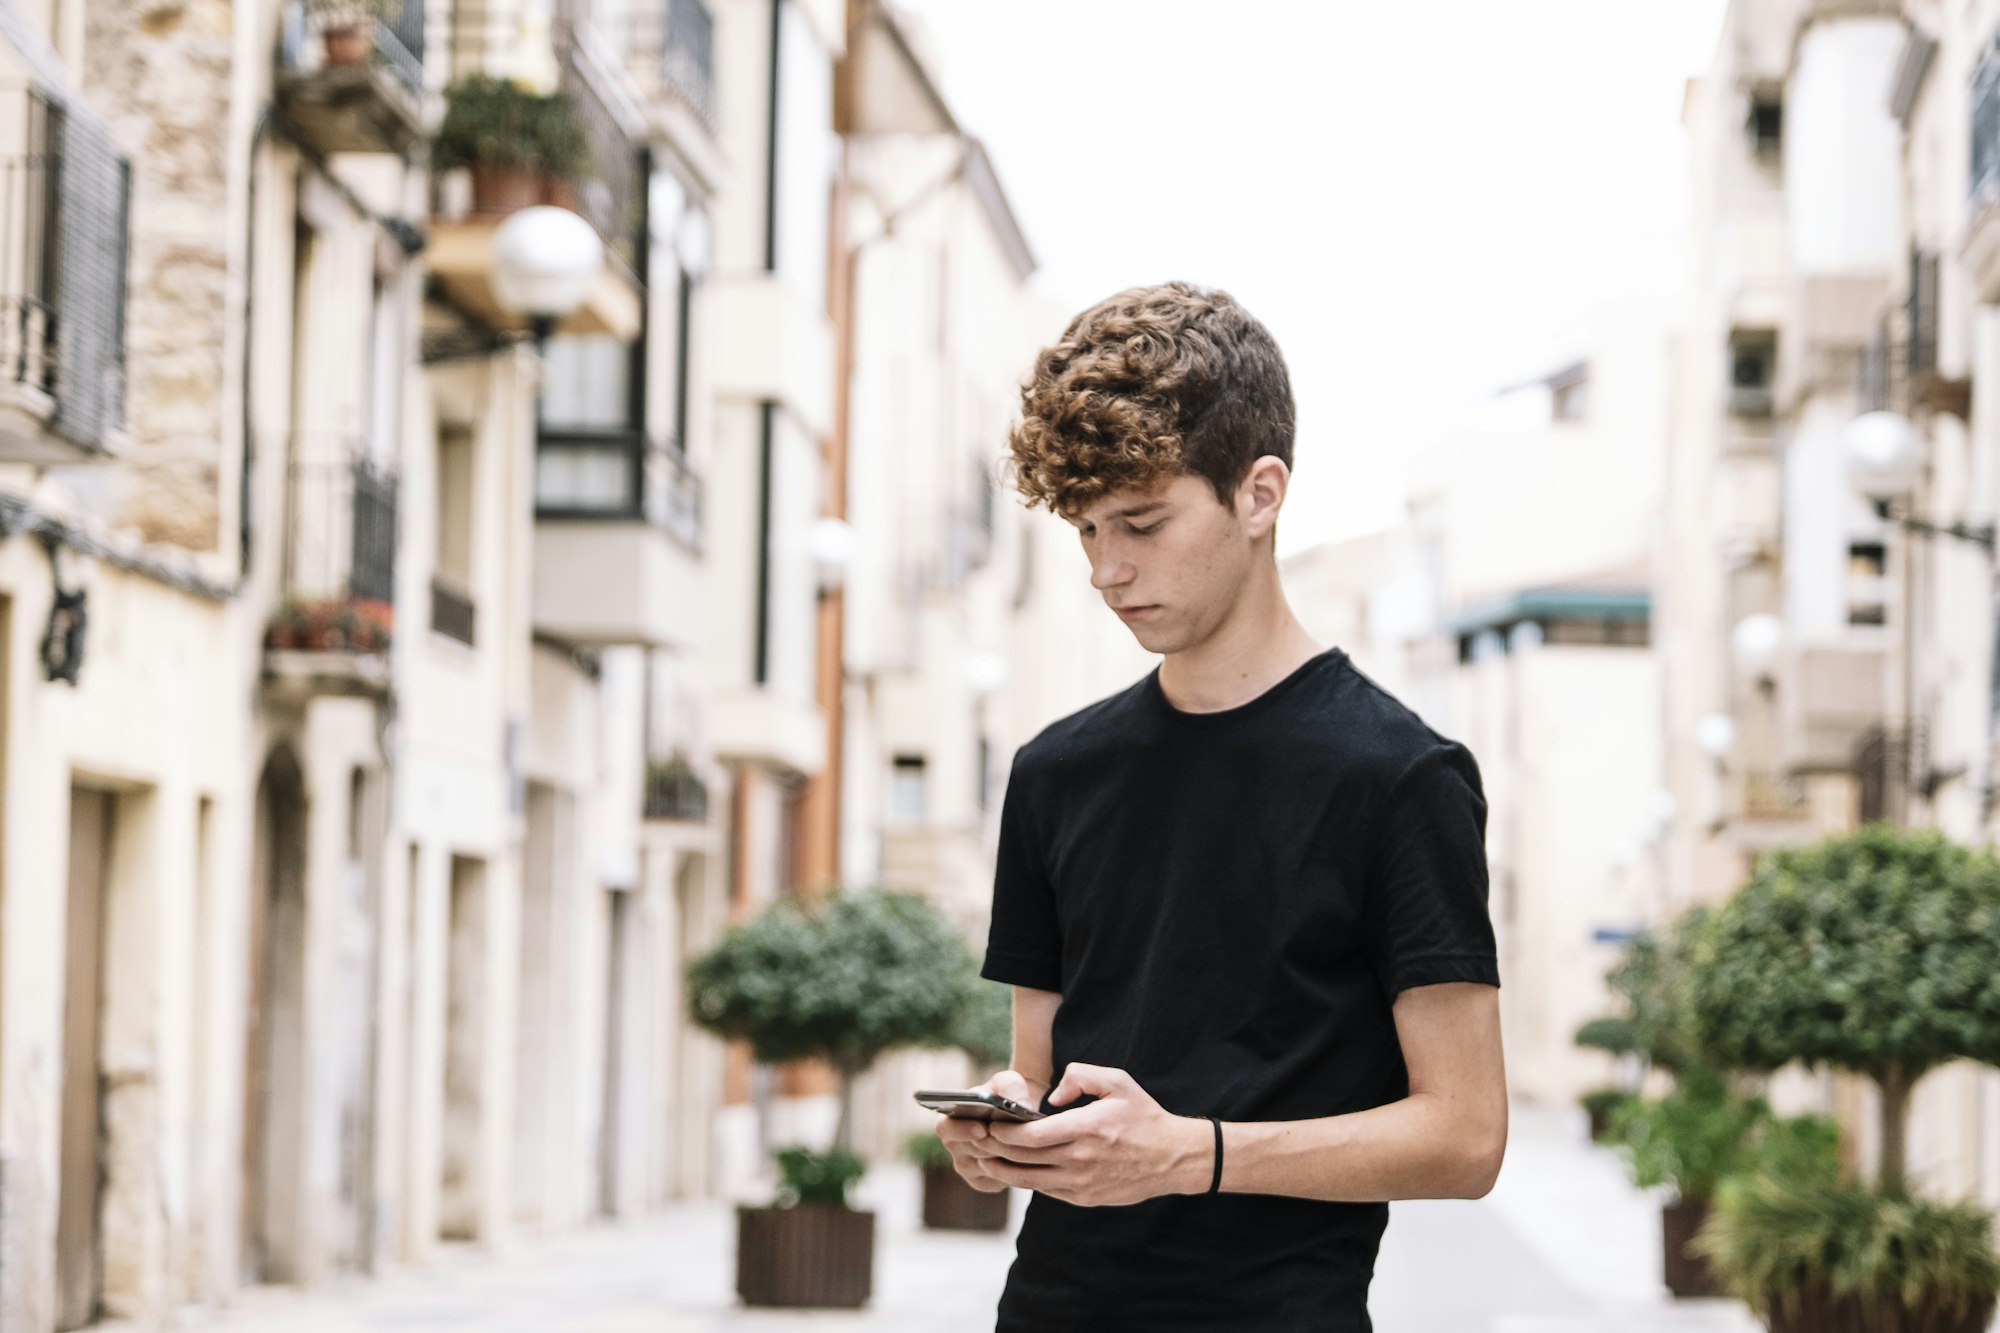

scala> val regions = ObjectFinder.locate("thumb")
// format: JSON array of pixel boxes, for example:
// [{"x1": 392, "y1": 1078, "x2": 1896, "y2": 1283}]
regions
[{"x1": 1048, "y1": 1062, "x2": 1124, "y2": 1106}]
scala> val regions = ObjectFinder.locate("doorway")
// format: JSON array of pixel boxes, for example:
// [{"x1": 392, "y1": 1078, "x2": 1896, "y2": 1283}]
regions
[
  {"x1": 243, "y1": 748, "x2": 308, "y2": 1284},
  {"x1": 57, "y1": 786, "x2": 111, "y2": 1330}
]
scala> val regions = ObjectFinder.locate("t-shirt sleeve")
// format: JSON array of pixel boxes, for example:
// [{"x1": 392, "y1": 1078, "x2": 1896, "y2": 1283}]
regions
[
  {"x1": 1360, "y1": 741, "x2": 1502, "y2": 1000},
  {"x1": 980, "y1": 750, "x2": 1063, "y2": 993}
]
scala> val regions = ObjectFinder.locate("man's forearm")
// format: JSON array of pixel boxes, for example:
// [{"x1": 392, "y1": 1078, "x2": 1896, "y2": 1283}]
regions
[{"x1": 1165, "y1": 1092, "x2": 1502, "y2": 1203}]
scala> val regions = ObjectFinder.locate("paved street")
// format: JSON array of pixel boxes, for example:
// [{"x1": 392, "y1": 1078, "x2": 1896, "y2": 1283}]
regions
[{"x1": 130, "y1": 1101, "x2": 1760, "y2": 1333}]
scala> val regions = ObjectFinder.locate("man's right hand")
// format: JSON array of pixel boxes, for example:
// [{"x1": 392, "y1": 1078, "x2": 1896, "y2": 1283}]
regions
[{"x1": 934, "y1": 1069, "x2": 1043, "y2": 1194}]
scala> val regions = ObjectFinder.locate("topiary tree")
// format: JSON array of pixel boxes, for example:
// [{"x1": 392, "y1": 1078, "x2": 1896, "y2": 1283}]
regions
[
  {"x1": 686, "y1": 886, "x2": 979, "y2": 1153},
  {"x1": 952, "y1": 978, "x2": 1013, "y2": 1077},
  {"x1": 1606, "y1": 905, "x2": 1714, "y2": 1077},
  {"x1": 1685, "y1": 824, "x2": 2000, "y2": 1192}
]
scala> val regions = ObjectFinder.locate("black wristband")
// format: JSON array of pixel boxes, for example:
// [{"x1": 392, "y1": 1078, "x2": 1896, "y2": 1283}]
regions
[{"x1": 1207, "y1": 1115, "x2": 1223, "y2": 1194}]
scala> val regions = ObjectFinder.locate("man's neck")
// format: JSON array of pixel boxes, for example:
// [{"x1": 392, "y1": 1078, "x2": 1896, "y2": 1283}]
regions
[{"x1": 1156, "y1": 582, "x2": 1325, "y2": 714}]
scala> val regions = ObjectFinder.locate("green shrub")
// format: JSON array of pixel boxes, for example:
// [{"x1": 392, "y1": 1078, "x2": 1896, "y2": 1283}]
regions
[
  {"x1": 953, "y1": 978, "x2": 1013, "y2": 1074},
  {"x1": 771, "y1": 1145, "x2": 867, "y2": 1208},
  {"x1": 901, "y1": 1127, "x2": 954, "y2": 1171},
  {"x1": 1693, "y1": 1172, "x2": 2000, "y2": 1324},
  {"x1": 434, "y1": 76, "x2": 592, "y2": 177},
  {"x1": 1575, "y1": 1015, "x2": 1636, "y2": 1055},
  {"x1": 1606, "y1": 1067, "x2": 1769, "y2": 1201}
]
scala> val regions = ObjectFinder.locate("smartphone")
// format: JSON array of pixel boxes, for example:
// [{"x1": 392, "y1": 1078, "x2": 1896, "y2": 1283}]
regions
[{"x1": 914, "y1": 1089, "x2": 1046, "y2": 1122}]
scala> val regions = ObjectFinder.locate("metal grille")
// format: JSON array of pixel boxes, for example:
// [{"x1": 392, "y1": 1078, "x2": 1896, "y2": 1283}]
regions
[{"x1": 430, "y1": 578, "x2": 475, "y2": 645}]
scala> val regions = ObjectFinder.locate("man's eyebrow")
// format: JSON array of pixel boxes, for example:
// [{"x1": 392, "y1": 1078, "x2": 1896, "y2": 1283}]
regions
[{"x1": 1094, "y1": 500, "x2": 1168, "y2": 521}]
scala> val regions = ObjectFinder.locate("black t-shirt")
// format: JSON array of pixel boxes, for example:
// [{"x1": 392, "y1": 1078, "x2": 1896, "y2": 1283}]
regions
[{"x1": 979, "y1": 645, "x2": 1501, "y2": 1332}]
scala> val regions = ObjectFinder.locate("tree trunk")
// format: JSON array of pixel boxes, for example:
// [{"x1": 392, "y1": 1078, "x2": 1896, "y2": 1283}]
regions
[
  {"x1": 1877, "y1": 1064, "x2": 1913, "y2": 1193},
  {"x1": 833, "y1": 1065, "x2": 857, "y2": 1154}
]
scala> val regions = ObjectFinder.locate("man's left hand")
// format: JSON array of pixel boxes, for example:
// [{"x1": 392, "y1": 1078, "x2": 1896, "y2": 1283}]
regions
[{"x1": 975, "y1": 1062, "x2": 1209, "y2": 1206}]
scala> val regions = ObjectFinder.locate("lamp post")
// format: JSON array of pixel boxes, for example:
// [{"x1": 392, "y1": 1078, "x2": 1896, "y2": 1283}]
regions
[{"x1": 1839, "y1": 410, "x2": 2000, "y2": 825}]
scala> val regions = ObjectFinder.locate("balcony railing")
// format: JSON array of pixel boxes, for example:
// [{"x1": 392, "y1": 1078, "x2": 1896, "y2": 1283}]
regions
[
  {"x1": 643, "y1": 755, "x2": 709, "y2": 820},
  {"x1": 0, "y1": 85, "x2": 57, "y2": 406},
  {"x1": 535, "y1": 426, "x2": 704, "y2": 550},
  {"x1": 0, "y1": 81, "x2": 131, "y2": 456},
  {"x1": 278, "y1": 0, "x2": 425, "y2": 95},
  {"x1": 280, "y1": 446, "x2": 398, "y2": 604},
  {"x1": 275, "y1": 0, "x2": 428, "y2": 154},
  {"x1": 555, "y1": 29, "x2": 642, "y2": 276},
  {"x1": 627, "y1": 0, "x2": 716, "y2": 130},
  {"x1": 1974, "y1": 45, "x2": 2000, "y2": 214},
  {"x1": 269, "y1": 444, "x2": 398, "y2": 659}
]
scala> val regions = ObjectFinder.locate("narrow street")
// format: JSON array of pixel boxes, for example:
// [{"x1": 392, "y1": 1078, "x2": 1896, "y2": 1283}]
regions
[{"x1": 127, "y1": 1102, "x2": 1760, "y2": 1333}]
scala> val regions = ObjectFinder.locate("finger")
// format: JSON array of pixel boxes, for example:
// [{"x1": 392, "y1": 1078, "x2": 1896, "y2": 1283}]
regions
[
  {"x1": 1047, "y1": 1061, "x2": 1128, "y2": 1107},
  {"x1": 990, "y1": 1102, "x2": 1100, "y2": 1151},
  {"x1": 979, "y1": 1156, "x2": 1065, "y2": 1191}
]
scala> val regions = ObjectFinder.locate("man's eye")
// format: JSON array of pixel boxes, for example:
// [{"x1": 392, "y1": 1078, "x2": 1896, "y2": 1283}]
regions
[{"x1": 1129, "y1": 522, "x2": 1164, "y2": 536}]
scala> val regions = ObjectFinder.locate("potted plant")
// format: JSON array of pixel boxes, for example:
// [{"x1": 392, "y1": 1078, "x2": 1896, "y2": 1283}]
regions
[
  {"x1": 1574, "y1": 1013, "x2": 1638, "y2": 1141},
  {"x1": 1683, "y1": 825, "x2": 2000, "y2": 1331},
  {"x1": 265, "y1": 596, "x2": 393, "y2": 653},
  {"x1": 306, "y1": 0, "x2": 400, "y2": 66},
  {"x1": 1579, "y1": 1087, "x2": 1636, "y2": 1145},
  {"x1": 434, "y1": 75, "x2": 569, "y2": 214},
  {"x1": 687, "y1": 886, "x2": 977, "y2": 1308},
  {"x1": 910, "y1": 978, "x2": 1013, "y2": 1232},
  {"x1": 1606, "y1": 1065, "x2": 1772, "y2": 1298},
  {"x1": 1694, "y1": 1173, "x2": 1999, "y2": 1333}
]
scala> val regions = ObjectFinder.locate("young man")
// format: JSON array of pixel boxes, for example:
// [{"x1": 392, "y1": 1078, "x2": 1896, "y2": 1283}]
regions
[{"x1": 933, "y1": 281, "x2": 1507, "y2": 1331}]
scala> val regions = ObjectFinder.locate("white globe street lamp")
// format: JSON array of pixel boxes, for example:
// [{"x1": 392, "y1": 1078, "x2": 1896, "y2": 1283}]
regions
[
  {"x1": 1840, "y1": 410, "x2": 1923, "y2": 507},
  {"x1": 1693, "y1": 711, "x2": 1737, "y2": 760},
  {"x1": 962, "y1": 648, "x2": 1008, "y2": 696},
  {"x1": 1730, "y1": 612, "x2": 1783, "y2": 679},
  {"x1": 809, "y1": 516, "x2": 857, "y2": 592},
  {"x1": 490, "y1": 205, "x2": 605, "y2": 349}
]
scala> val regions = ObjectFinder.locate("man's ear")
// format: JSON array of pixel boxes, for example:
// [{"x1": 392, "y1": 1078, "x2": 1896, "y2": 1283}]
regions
[{"x1": 1238, "y1": 456, "x2": 1289, "y2": 539}]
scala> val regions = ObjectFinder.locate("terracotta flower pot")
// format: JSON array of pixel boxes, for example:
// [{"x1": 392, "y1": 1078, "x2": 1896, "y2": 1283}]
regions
[
  {"x1": 1663, "y1": 1196, "x2": 1722, "y2": 1299},
  {"x1": 920, "y1": 1163, "x2": 1010, "y2": 1231},
  {"x1": 735, "y1": 1204, "x2": 874, "y2": 1309},
  {"x1": 321, "y1": 21, "x2": 373, "y2": 66},
  {"x1": 540, "y1": 176, "x2": 578, "y2": 210},
  {"x1": 469, "y1": 163, "x2": 543, "y2": 216}
]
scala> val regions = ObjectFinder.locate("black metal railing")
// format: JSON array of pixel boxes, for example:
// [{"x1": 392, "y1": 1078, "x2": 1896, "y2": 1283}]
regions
[
  {"x1": 278, "y1": 0, "x2": 425, "y2": 93},
  {"x1": 430, "y1": 577, "x2": 476, "y2": 645},
  {"x1": 281, "y1": 443, "x2": 400, "y2": 608},
  {"x1": 628, "y1": 0, "x2": 716, "y2": 129},
  {"x1": 643, "y1": 755, "x2": 709, "y2": 820},
  {"x1": 0, "y1": 84, "x2": 57, "y2": 404},
  {"x1": 555, "y1": 34, "x2": 641, "y2": 275},
  {"x1": 1908, "y1": 247, "x2": 1939, "y2": 382},
  {"x1": 1854, "y1": 723, "x2": 1922, "y2": 825},
  {"x1": 534, "y1": 426, "x2": 704, "y2": 550}
]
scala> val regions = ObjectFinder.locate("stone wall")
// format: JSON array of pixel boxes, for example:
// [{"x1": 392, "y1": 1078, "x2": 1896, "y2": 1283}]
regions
[{"x1": 81, "y1": 0, "x2": 233, "y2": 551}]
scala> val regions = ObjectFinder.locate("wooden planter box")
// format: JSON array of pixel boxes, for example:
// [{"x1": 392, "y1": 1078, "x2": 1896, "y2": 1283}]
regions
[
  {"x1": 1762, "y1": 1280, "x2": 1996, "y2": 1333},
  {"x1": 1663, "y1": 1196, "x2": 1723, "y2": 1299},
  {"x1": 735, "y1": 1204, "x2": 875, "y2": 1309},
  {"x1": 920, "y1": 1163, "x2": 1010, "y2": 1231}
]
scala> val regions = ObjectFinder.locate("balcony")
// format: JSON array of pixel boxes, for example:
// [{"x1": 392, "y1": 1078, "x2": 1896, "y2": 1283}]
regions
[
  {"x1": 643, "y1": 753, "x2": 710, "y2": 821},
  {"x1": 264, "y1": 443, "x2": 398, "y2": 698},
  {"x1": 708, "y1": 272, "x2": 836, "y2": 440},
  {"x1": 1965, "y1": 46, "x2": 2000, "y2": 299},
  {"x1": 708, "y1": 686, "x2": 826, "y2": 777},
  {"x1": 274, "y1": 0, "x2": 430, "y2": 156},
  {"x1": 531, "y1": 428, "x2": 703, "y2": 647},
  {"x1": 0, "y1": 83, "x2": 130, "y2": 463},
  {"x1": 626, "y1": 0, "x2": 717, "y2": 134},
  {"x1": 1776, "y1": 637, "x2": 1888, "y2": 774}
]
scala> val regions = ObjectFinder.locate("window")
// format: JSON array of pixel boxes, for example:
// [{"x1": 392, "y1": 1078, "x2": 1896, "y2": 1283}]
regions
[
  {"x1": 890, "y1": 754, "x2": 927, "y2": 824},
  {"x1": 1847, "y1": 540, "x2": 1888, "y2": 627},
  {"x1": 1729, "y1": 330, "x2": 1776, "y2": 418},
  {"x1": 1550, "y1": 373, "x2": 1589, "y2": 423},
  {"x1": 1748, "y1": 91, "x2": 1782, "y2": 158},
  {"x1": 975, "y1": 735, "x2": 992, "y2": 814}
]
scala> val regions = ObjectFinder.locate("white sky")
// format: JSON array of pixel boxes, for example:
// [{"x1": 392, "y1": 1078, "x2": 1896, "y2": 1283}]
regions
[{"x1": 894, "y1": 0, "x2": 1728, "y2": 557}]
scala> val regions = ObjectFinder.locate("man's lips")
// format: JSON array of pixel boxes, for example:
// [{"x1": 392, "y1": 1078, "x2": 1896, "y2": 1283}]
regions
[{"x1": 1113, "y1": 604, "x2": 1158, "y2": 620}]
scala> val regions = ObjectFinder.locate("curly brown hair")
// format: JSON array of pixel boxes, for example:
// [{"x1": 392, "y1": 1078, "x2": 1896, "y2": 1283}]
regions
[{"x1": 1007, "y1": 281, "x2": 1295, "y2": 517}]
